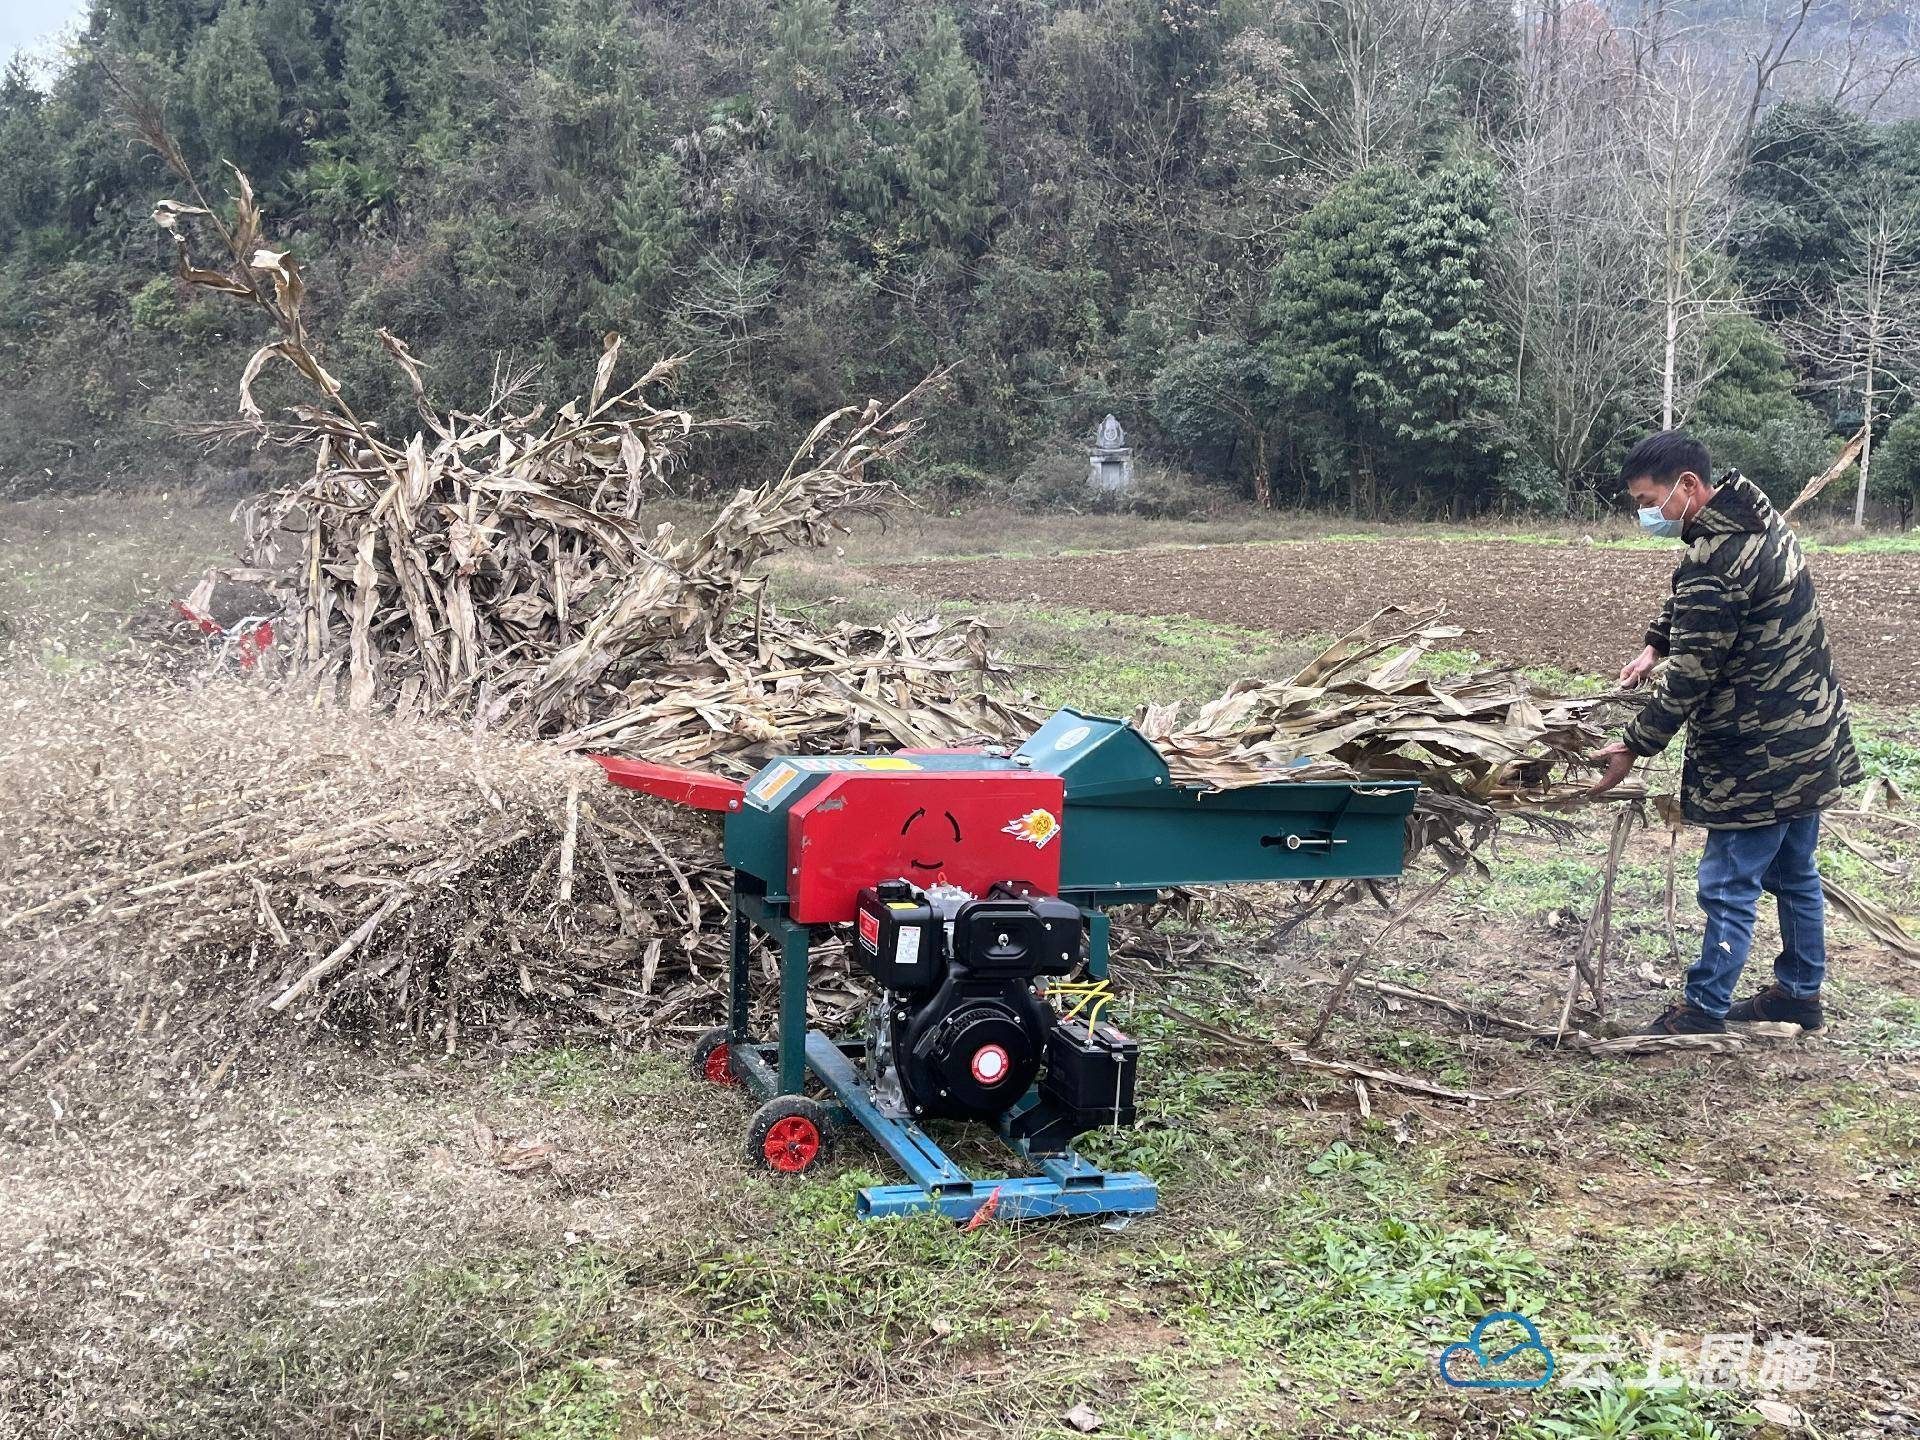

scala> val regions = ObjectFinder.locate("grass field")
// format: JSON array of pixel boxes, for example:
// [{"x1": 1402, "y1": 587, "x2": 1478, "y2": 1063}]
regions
[{"x1": 3, "y1": 491, "x2": 1918, "y2": 1440}]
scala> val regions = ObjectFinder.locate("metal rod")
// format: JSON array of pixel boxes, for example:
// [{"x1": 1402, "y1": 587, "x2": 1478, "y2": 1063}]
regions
[
  {"x1": 727, "y1": 894, "x2": 750, "y2": 1041},
  {"x1": 777, "y1": 915, "x2": 810, "y2": 1095}
]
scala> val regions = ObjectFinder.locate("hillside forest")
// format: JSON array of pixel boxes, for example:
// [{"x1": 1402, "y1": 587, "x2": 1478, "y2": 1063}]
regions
[{"x1": 5, "y1": 0, "x2": 1920, "y2": 521}]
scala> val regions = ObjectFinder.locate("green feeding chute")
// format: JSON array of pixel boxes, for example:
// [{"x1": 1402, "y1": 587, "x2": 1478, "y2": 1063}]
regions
[{"x1": 1014, "y1": 708, "x2": 1418, "y2": 902}]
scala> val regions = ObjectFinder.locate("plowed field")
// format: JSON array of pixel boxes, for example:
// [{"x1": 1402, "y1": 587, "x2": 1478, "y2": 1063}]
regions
[{"x1": 875, "y1": 538, "x2": 1920, "y2": 704}]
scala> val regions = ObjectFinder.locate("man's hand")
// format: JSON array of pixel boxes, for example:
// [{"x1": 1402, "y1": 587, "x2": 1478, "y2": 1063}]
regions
[
  {"x1": 1618, "y1": 644, "x2": 1659, "y2": 689},
  {"x1": 1588, "y1": 741, "x2": 1637, "y2": 797}
]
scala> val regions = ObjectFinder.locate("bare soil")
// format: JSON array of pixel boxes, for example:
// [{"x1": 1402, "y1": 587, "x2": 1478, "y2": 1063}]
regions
[{"x1": 873, "y1": 539, "x2": 1920, "y2": 704}]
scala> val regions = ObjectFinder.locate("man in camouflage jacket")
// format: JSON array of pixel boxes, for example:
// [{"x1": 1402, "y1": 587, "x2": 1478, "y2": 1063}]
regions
[{"x1": 1591, "y1": 432, "x2": 1862, "y2": 1037}]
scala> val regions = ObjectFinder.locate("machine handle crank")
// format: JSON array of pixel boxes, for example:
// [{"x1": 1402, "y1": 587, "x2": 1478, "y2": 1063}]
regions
[{"x1": 1261, "y1": 832, "x2": 1347, "y2": 853}]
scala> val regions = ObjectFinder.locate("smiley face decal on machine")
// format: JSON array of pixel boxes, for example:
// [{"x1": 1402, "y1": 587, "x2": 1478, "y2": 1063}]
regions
[{"x1": 900, "y1": 805, "x2": 964, "y2": 875}]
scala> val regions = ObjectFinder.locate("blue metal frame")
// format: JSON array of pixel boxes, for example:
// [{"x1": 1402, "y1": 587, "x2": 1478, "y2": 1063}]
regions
[
  {"x1": 720, "y1": 887, "x2": 1157, "y2": 1224},
  {"x1": 807, "y1": 1032, "x2": 1157, "y2": 1222}
]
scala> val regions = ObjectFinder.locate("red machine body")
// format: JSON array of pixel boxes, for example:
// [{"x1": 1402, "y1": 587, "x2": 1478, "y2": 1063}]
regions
[{"x1": 785, "y1": 770, "x2": 1065, "y2": 922}]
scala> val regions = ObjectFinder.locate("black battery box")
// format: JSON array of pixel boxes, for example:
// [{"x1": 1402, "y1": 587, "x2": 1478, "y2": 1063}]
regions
[
  {"x1": 1010, "y1": 1014, "x2": 1140, "y2": 1154},
  {"x1": 1041, "y1": 1015, "x2": 1139, "y2": 1124},
  {"x1": 853, "y1": 882, "x2": 939, "y2": 994}
]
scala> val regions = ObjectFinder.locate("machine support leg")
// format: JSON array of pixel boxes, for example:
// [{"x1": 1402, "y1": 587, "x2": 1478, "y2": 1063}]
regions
[
  {"x1": 776, "y1": 917, "x2": 811, "y2": 1096},
  {"x1": 1085, "y1": 909, "x2": 1111, "y2": 981},
  {"x1": 728, "y1": 896, "x2": 751, "y2": 1042}
]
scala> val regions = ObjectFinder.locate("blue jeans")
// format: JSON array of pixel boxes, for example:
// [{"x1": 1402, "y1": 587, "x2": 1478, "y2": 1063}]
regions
[{"x1": 1689, "y1": 814, "x2": 1827, "y2": 1017}]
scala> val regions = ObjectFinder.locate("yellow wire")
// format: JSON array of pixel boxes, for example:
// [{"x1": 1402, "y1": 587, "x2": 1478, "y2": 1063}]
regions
[
  {"x1": 1052, "y1": 979, "x2": 1113, "y2": 1030},
  {"x1": 1084, "y1": 995, "x2": 1110, "y2": 1036}
]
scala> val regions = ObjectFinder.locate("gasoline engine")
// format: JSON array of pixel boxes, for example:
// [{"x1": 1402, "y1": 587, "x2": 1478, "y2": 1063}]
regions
[{"x1": 852, "y1": 879, "x2": 1138, "y2": 1153}]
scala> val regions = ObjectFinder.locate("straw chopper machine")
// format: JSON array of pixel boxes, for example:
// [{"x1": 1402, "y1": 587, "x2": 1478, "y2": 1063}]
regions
[{"x1": 595, "y1": 708, "x2": 1418, "y2": 1223}]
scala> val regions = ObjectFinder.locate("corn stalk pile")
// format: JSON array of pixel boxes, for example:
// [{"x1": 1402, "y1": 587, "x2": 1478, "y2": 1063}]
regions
[{"x1": 151, "y1": 157, "x2": 1027, "y2": 762}]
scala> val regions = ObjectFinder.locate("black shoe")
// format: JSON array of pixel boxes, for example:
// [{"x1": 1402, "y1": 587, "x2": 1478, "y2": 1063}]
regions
[
  {"x1": 1726, "y1": 983, "x2": 1825, "y2": 1033},
  {"x1": 1634, "y1": 1004, "x2": 1726, "y2": 1037}
]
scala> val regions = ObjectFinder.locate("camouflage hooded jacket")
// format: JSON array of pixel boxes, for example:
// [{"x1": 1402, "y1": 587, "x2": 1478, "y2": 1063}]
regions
[{"x1": 1623, "y1": 472, "x2": 1863, "y2": 828}]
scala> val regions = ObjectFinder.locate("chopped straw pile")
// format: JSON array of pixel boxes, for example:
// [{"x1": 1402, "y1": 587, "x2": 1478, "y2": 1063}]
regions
[{"x1": 0, "y1": 679, "x2": 754, "y2": 1052}]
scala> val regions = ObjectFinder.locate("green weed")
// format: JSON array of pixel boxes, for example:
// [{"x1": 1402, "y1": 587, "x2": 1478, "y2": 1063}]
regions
[
  {"x1": 1853, "y1": 726, "x2": 1920, "y2": 791},
  {"x1": 1074, "y1": 1062, "x2": 1273, "y2": 1184},
  {"x1": 450, "y1": 1360, "x2": 626, "y2": 1440},
  {"x1": 1818, "y1": 1087, "x2": 1920, "y2": 1154},
  {"x1": 1805, "y1": 531, "x2": 1920, "y2": 555},
  {"x1": 494, "y1": 1045, "x2": 679, "y2": 1102},
  {"x1": 1469, "y1": 855, "x2": 1675, "y2": 920},
  {"x1": 1518, "y1": 1383, "x2": 1756, "y2": 1440}
]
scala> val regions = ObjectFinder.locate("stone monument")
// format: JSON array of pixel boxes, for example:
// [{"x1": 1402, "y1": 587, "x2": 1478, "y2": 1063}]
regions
[{"x1": 1088, "y1": 414, "x2": 1132, "y2": 492}]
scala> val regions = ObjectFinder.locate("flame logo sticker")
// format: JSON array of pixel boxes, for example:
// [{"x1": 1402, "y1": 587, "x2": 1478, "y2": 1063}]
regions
[{"x1": 1003, "y1": 809, "x2": 1061, "y2": 848}]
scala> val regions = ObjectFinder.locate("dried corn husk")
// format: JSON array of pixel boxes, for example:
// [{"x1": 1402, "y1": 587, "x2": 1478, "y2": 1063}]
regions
[{"x1": 1145, "y1": 605, "x2": 1619, "y2": 870}]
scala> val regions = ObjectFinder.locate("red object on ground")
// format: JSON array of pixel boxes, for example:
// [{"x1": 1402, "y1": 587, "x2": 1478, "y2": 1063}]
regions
[
  {"x1": 761, "y1": 1115, "x2": 822, "y2": 1173},
  {"x1": 589, "y1": 756, "x2": 747, "y2": 812},
  {"x1": 786, "y1": 770, "x2": 1064, "y2": 923},
  {"x1": 174, "y1": 601, "x2": 221, "y2": 636},
  {"x1": 173, "y1": 604, "x2": 276, "y2": 671},
  {"x1": 964, "y1": 1184, "x2": 1004, "y2": 1230},
  {"x1": 702, "y1": 1044, "x2": 738, "y2": 1086},
  {"x1": 236, "y1": 620, "x2": 274, "y2": 669}
]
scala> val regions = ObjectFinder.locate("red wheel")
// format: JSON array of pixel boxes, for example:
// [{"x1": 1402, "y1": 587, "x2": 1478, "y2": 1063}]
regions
[
  {"x1": 746, "y1": 1096, "x2": 833, "y2": 1175},
  {"x1": 690, "y1": 1027, "x2": 738, "y2": 1086},
  {"x1": 761, "y1": 1116, "x2": 821, "y2": 1172}
]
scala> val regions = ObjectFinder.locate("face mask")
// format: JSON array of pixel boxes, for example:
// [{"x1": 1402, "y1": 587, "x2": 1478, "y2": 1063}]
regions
[{"x1": 1638, "y1": 479, "x2": 1685, "y2": 538}]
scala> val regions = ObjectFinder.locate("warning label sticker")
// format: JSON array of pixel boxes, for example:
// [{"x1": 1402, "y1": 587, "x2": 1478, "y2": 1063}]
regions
[
  {"x1": 751, "y1": 763, "x2": 801, "y2": 803},
  {"x1": 892, "y1": 925, "x2": 922, "y2": 969}
]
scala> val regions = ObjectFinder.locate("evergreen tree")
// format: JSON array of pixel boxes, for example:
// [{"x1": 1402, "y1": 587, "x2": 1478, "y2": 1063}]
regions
[
  {"x1": 764, "y1": 0, "x2": 872, "y2": 219},
  {"x1": 1265, "y1": 166, "x2": 1415, "y2": 512},
  {"x1": 1733, "y1": 102, "x2": 1881, "y2": 324},
  {"x1": 1695, "y1": 314, "x2": 1804, "y2": 431},
  {"x1": 602, "y1": 154, "x2": 688, "y2": 307},
  {"x1": 892, "y1": 14, "x2": 993, "y2": 251},
  {"x1": 0, "y1": 62, "x2": 57, "y2": 249},
  {"x1": 541, "y1": 0, "x2": 649, "y2": 170},
  {"x1": 1150, "y1": 335, "x2": 1276, "y2": 503},
  {"x1": 339, "y1": 0, "x2": 459, "y2": 170},
  {"x1": 1871, "y1": 410, "x2": 1920, "y2": 527},
  {"x1": 254, "y1": 0, "x2": 330, "y2": 113},
  {"x1": 1692, "y1": 314, "x2": 1833, "y2": 503},
  {"x1": 1361, "y1": 161, "x2": 1513, "y2": 508},
  {"x1": 183, "y1": 4, "x2": 282, "y2": 174}
]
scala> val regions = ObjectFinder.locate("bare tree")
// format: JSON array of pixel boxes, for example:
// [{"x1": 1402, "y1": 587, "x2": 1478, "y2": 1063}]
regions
[
  {"x1": 1791, "y1": 183, "x2": 1920, "y2": 525},
  {"x1": 670, "y1": 246, "x2": 781, "y2": 386},
  {"x1": 1733, "y1": 0, "x2": 1818, "y2": 165},
  {"x1": 1493, "y1": 9, "x2": 1660, "y2": 507},
  {"x1": 1283, "y1": 0, "x2": 1481, "y2": 179},
  {"x1": 1815, "y1": 0, "x2": 1920, "y2": 117},
  {"x1": 1631, "y1": 56, "x2": 1745, "y2": 428}
]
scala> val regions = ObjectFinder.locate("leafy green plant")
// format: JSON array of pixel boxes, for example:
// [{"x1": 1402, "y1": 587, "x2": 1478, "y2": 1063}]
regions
[{"x1": 1520, "y1": 1382, "x2": 1757, "y2": 1440}]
